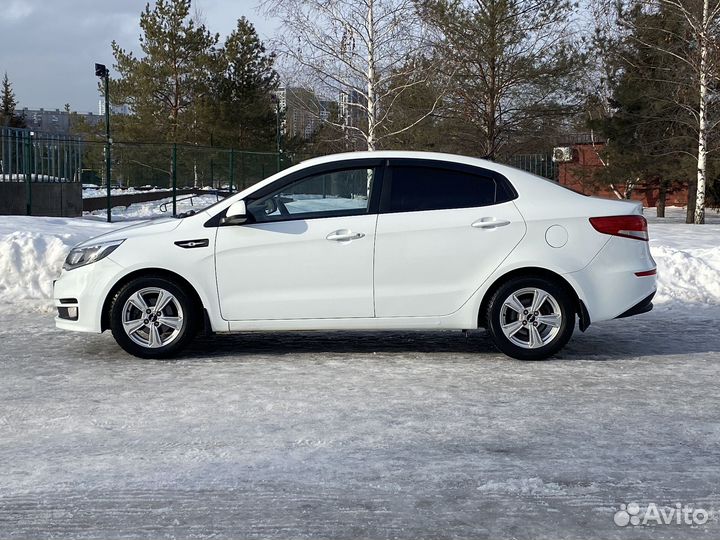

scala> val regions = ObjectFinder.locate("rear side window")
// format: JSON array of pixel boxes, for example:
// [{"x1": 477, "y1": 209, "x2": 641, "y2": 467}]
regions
[{"x1": 386, "y1": 166, "x2": 499, "y2": 213}]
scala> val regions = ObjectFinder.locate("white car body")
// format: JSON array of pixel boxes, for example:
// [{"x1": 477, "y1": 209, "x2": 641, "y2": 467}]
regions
[{"x1": 54, "y1": 151, "x2": 657, "y2": 358}]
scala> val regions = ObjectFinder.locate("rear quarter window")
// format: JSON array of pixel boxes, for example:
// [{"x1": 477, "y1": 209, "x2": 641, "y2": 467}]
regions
[{"x1": 386, "y1": 165, "x2": 509, "y2": 213}]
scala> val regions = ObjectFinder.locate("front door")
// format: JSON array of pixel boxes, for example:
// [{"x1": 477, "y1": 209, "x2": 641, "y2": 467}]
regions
[{"x1": 215, "y1": 165, "x2": 379, "y2": 321}]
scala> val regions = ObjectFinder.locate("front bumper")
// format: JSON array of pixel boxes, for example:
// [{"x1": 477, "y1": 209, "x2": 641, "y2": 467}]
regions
[{"x1": 53, "y1": 257, "x2": 123, "y2": 333}]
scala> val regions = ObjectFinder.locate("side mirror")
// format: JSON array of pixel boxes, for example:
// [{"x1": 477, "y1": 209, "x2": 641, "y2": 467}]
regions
[{"x1": 221, "y1": 200, "x2": 247, "y2": 225}]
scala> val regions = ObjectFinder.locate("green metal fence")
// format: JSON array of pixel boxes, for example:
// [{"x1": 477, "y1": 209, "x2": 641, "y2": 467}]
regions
[
  {"x1": 505, "y1": 153, "x2": 557, "y2": 181},
  {"x1": 2, "y1": 126, "x2": 559, "y2": 219},
  {"x1": 78, "y1": 140, "x2": 286, "y2": 192},
  {"x1": 0, "y1": 127, "x2": 84, "y2": 182},
  {"x1": 1, "y1": 128, "x2": 290, "y2": 219}
]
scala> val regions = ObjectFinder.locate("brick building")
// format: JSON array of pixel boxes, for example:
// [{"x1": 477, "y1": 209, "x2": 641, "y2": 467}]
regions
[{"x1": 555, "y1": 133, "x2": 688, "y2": 207}]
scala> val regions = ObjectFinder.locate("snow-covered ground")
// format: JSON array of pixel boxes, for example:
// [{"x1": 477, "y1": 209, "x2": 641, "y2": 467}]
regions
[
  {"x1": 646, "y1": 207, "x2": 720, "y2": 304},
  {"x1": 82, "y1": 186, "x2": 166, "y2": 198},
  {"x1": 82, "y1": 186, "x2": 221, "y2": 198},
  {"x1": 0, "y1": 206, "x2": 718, "y2": 538},
  {"x1": 84, "y1": 193, "x2": 222, "y2": 221}
]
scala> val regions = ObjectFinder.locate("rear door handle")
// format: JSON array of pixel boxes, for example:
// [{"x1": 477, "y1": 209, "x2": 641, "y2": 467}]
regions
[
  {"x1": 326, "y1": 230, "x2": 365, "y2": 242},
  {"x1": 472, "y1": 218, "x2": 511, "y2": 229}
]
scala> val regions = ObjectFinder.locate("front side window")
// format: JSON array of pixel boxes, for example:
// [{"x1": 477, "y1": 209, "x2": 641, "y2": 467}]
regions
[
  {"x1": 387, "y1": 166, "x2": 498, "y2": 213},
  {"x1": 247, "y1": 167, "x2": 375, "y2": 222}
]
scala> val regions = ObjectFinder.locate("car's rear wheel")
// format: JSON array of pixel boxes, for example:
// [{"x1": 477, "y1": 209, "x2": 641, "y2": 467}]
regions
[
  {"x1": 486, "y1": 276, "x2": 575, "y2": 360},
  {"x1": 110, "y1": 277, "x2": 198, "y2": 358}
]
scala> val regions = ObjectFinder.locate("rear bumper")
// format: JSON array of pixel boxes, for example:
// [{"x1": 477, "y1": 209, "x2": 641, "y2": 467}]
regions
[
  {"x1": 616, "y1": 291, "x2": 655, "y2": 319},
  {"x1": 565, "y1": 236, "x2": 657, "y2": 323}
]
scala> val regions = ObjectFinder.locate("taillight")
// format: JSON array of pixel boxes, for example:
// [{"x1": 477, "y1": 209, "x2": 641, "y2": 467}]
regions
[{"x1": 589, "y1": 215, "x2": 649, "y2": 241}]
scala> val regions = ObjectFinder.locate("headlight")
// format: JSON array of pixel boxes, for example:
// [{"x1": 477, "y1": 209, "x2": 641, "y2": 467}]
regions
[{"x1": 63, "y1": 239, "x2": 125, "y2": 271}]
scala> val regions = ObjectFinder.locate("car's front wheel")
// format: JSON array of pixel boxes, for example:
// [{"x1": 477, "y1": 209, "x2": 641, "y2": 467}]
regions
[
  {"x1": 486, "y1": 276, "x2": 575, "y2": 360},
  {"x1": 109, "y1": 277, "x2": 198, "y2": 358}
]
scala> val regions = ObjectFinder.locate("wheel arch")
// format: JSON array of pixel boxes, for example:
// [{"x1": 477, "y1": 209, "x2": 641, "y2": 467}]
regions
[
  {"x1": 477, "y1": 266, "x2": 590, "y2": 331},
  {"x1": 101, "y1": 268, "x2": 206, "y2": 332}
]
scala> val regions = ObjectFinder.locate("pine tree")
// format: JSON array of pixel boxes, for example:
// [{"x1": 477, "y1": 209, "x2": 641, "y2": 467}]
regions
[
  {"x1": 591, "y1": 4, "x2": 696, "y2": 214},
  {"x1": 1, "y1": 72, "x2": 26, "y2": 128},
  {"x1": 418, "y1": 0, "x2": 585, "y2": 160},
  {"x1": 204, "y1": 17, "x2": 279, "y2": 150},
  {"x1": 111, "y1": 0, "x2": 219, "y2": 144}
]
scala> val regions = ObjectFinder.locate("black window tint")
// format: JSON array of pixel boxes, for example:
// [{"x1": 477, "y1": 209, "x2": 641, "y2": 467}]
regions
[{"x1": 388, "y1": 166, "x2": 497, "y2": 212}]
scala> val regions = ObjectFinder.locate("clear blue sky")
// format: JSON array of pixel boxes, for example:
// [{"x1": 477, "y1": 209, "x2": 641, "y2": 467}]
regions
[{"x1": 0, "y1": 0, "x2": 278, "y2": 113}]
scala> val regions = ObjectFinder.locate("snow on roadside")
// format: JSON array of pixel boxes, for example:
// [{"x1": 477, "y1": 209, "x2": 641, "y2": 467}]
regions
[
  {"x1": 0, "y1": 217, "x2": 122, "y2": 309},
  {"x1": 84, "y1": 193, "x2": 221, "y2": 221},
  {"x1": 82, "y1": 186, "x2": 222, "y2": 198},
  {"x1": 650, "y1": 241, "x2": 720, "y2": 304},
  {"x1": 0, "y1": 193, "x2": 221, "y2": 310},
  {"x1": 645, "y1": 207, "x2": 720, "y2": 305},
  {"x1": 82, "y1": 187, "x2": 166, "y2": 198}
]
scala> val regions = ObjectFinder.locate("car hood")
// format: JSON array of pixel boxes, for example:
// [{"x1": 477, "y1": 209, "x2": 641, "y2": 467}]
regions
[{"x1": 77, "y1": 217, "x2": 182, "y2": 247}]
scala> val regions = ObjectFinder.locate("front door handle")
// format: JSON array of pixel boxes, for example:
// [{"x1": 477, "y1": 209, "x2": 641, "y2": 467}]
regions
[
  {"x1": 326, "y1": 229, "x2": 365, "y2": 242},
  {"x1": 472, "y1": 218, "x2": 511, "y2": 229}
]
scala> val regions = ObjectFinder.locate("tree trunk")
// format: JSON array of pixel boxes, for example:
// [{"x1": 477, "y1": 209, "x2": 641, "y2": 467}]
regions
[
  {"x1": 657, "y1": 180, "x2": 667, "y2": 218},
  {"x1": 686, "y1": 178, "x2": 697, "y2": 224},
  {"x1": 694, "y1": 0, "x2": 710, "y2": 224},
  {"x1": 365, "y1": 0, "x2": 376, "y2": 151}
]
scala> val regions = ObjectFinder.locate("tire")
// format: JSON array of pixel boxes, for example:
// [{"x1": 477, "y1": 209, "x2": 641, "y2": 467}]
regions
[
  {"x1": 486, "y1": 276, "x2": 575, "y2": 360},
  {"x1": 109, "y1": 276, "x2": 198, "y2": 359}
]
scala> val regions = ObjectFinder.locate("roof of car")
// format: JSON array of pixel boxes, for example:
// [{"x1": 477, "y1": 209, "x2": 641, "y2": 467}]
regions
[
  {"x1": 298, "y1": 150, "x2": 494, "y2": 169},
  {"x1": 293, "y1": 151, "x2": 538, "y2": 182}
]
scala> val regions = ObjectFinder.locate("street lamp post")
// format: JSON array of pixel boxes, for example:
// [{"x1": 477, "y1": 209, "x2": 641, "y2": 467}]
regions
[{"x1": 95, "y1": 63, "x2": 111, "y2": 223}]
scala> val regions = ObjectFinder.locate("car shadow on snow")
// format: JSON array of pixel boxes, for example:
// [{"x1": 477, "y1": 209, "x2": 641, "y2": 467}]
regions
[
  {"x1": 185, "y1": 329, "x2": 498, "y2": 358},
  {"x1": 176, "y1": 311, "x2": 719, "y2": 362}
]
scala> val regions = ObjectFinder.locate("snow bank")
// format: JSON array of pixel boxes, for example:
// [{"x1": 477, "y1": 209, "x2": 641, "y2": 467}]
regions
[
  {"x1": 651, "y1": 244, "x2": 720, "y2": 304},
  {"x1": 0, "y1": 217, "x2": 120, "y2": 307},
  {"x1": 647, "y1": 219, "x2": 720, "y2": 305},
  {"x1": 0, "y1": 192, "x2": 220, "y2": 309}
]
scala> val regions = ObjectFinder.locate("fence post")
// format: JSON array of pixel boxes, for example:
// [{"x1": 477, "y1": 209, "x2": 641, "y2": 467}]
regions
[
  {"x1": 172, "y1": 143, "x2": 177, "y2": 217},
  {"x1": 24, "y1": 131, "x2": 32, "y2": 215},
  {"x1": 210, "y1": 158, "x2": 214, "y2": 190},
  {"x1": 240, "y1": 152, "x2": 244, "y2": 191},
  {"x1": 228, "y1": 149, "x2": 234, "y2": 194}
]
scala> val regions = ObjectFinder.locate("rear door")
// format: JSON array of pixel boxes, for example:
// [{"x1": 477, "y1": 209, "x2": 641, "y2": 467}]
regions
[{"x1": 374, "y1": 160, "x2": 526, "y2": 317}]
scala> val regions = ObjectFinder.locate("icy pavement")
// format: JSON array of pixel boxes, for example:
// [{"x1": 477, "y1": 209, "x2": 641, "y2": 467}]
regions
[
  {"x1": 1, "y1": 304, "x2": 719, "y2": 539},
  {"x1": 1, "y1": 206, "x2": 719, "y2": 538}
]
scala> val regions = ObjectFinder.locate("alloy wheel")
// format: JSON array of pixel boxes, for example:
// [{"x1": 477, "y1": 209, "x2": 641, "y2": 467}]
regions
[
  {"x1": 121, "y1": 287, "x2": 184, "y2": 348},
  {"x1": 499, "y1": 287, "x2": 562, "y2": 349}
]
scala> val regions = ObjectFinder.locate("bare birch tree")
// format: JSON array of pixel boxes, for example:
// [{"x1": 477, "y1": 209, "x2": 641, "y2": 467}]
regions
[{"x1": 262, "y1": 0, "x2": 442, "y2": 150}]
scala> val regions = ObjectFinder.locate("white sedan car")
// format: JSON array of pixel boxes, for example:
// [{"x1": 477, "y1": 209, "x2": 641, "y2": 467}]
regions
[{"x1": 54, "y1": 151, "x2": 656, "y2": 360}]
